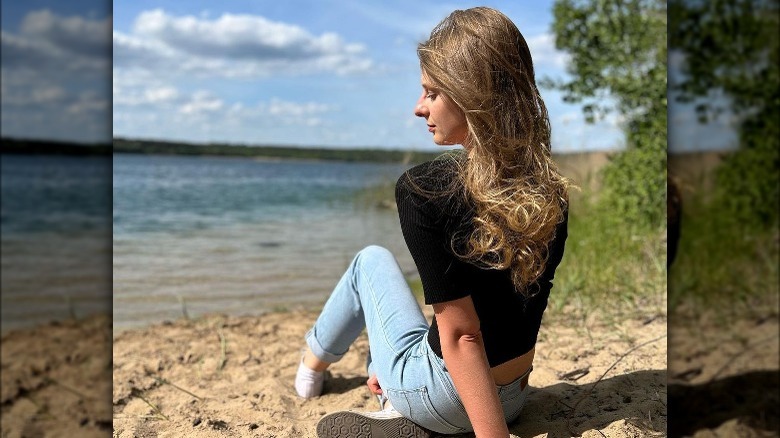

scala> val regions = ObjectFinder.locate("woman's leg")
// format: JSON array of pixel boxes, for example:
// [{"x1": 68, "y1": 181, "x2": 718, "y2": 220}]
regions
[
  {"x1": 299, "y1": 245, "x2": 428, "y2": 395},
  {"x1": 305, "y1": 246, "x2": 475, "y2": 435}
]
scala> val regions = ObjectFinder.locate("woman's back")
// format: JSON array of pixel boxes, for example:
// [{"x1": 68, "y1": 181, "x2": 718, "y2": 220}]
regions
[{"x1": 396, "y1": 158, "x2": 569, "y2": 367}]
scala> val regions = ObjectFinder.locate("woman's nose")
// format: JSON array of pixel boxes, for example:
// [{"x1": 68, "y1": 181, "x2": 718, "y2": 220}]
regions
[{"x1": 414, "y1": 95, "x2": 426, "y2": 118}]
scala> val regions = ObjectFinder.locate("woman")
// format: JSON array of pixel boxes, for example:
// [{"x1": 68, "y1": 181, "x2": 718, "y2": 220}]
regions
[{"x1": 295, "y1": 7, "x2": 571, "y2": 437}]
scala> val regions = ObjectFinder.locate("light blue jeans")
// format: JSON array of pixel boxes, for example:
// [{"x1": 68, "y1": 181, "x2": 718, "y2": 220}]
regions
[{"x1": 305, "y1": 245, "x2": 530, "y2": 434}]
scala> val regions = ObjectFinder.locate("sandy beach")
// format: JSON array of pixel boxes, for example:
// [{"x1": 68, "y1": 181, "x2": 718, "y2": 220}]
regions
[
  {"x1": 107, "y1": 304, "x2": 669, "y2": 438},
  {"x1": 667, "y1": 308, "x2": 779, "y2": 437},
  {"x1": 1, "y1": 314, "x2": 112, "y2": 438},
  {"x1": 3, "y1": 302, "x2": 778, "y2": 437}
]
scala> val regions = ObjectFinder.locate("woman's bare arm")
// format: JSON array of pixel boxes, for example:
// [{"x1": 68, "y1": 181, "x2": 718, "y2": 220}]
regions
[{"x1": 433, "y1": 296, "x2": 508, "y2": 438}]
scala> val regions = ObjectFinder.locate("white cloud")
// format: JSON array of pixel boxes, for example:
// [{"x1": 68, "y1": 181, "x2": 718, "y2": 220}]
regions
[
  {"x1": 31, "y1": 86, "x2": 66, "y2": 104},
  {"x1": 179, "y1": 91, "x2": 224, "y2": 115},
  {"x1": 20, "y1": 9, "x2": 111, "y2": 59},
  {"x1": 66, "y1": 92, "x2": 109, "y2": 115},
  {"x1": 145, "y1": 86, "x2": 179, "y2": 103},
  {"x1": 113, "y1": 78, "x2": 333, "y2": 141},
  {"x1": 112, "y1": 83, "x2": 180, "y2": 107},
  {"x1": 526, "y1": 33, "x2": 569, "y2": 71},
  {"x1": 559, "y1": 111, "x2": 579, "y2": 125},
  {"x1": 1, "y1": 11, "x2": 110, "y2": 74},
  {"x1": 1, "y1": 31, "x2": 60, "y2": 71},
  {"x1": 1, "y1": 10, "x2": 111, "y2": 142},
  {"x1": 266, "y1": 98, "x2": 330, "y2": 117},
  {"x1": 111, "y1": 31, "x2": 179, "y2": 71},
  {"x1": 113, "y1": 9, "x2": 374, "y2": 78}
]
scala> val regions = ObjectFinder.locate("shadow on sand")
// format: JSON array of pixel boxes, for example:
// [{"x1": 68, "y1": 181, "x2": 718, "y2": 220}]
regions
[
  {"x1": 667, "y1": 370, "x2": 779, "y2": 437},
  {"x1": 506, "y1": 369, "x2": 667, "y2": 438},
  {"x1": 326, "y1": 369, "x2": 669, "y2": 438}
]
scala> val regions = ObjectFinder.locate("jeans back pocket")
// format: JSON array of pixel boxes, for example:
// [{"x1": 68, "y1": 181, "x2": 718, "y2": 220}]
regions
[{"x1": 385, "y1": 386, "x2": 467, "y2": 435}]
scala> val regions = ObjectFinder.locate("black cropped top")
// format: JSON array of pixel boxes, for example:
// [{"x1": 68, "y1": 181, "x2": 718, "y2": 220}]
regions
[{"x1": 395, "y1": 158, "x2": 568, "y2": 367}]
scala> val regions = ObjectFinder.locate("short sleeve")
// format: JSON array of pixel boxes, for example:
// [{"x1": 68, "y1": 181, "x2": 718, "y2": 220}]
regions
[{"x1": 395, "y1": 162, "x2": 472, "y2": 304}]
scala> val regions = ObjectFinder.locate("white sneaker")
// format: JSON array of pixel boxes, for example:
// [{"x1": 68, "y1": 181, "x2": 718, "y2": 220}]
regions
[{"x1": 316, "y1": 409, "x2": 433, "y2": 438}]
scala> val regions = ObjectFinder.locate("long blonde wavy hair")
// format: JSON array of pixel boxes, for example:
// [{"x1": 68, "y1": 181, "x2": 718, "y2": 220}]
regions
[{"x1": 417, "y1": 7, "x2": 572, "y2": 295}]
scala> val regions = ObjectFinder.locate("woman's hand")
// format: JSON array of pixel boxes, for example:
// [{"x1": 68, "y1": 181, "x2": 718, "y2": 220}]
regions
[{"x1": 366, "y1": 374, "x2": 382, "y2": 395}]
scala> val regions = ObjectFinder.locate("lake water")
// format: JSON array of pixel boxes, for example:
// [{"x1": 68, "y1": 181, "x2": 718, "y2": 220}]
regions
[
  {"x1": 1, "y1": 154, "x2": 112, "y2": 333},
  {"x1": 2, "y1": 153, "x2": 421, "y2": 333},
  {"x1": 111, "y1": 154, "x2": 418, "y2": 332}
]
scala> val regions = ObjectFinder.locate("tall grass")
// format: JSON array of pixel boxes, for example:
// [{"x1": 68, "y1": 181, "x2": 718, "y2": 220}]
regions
[
  {"x1": 547, "y1": 189, "x2": 667, "y2": 320},
  {"x1": 668, "y1": 189, "x2": 779, "y2": 320}
]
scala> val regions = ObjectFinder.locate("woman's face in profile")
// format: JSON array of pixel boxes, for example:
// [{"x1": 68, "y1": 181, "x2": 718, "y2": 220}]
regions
[{"x1": 414, "y1": 74, "x2": 468, "y2": 147}]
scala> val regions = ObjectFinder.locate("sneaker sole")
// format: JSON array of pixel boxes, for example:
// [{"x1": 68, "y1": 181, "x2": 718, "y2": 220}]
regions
[{"x1": 316, "y1": 411, "x2": 433, "y2": 438}]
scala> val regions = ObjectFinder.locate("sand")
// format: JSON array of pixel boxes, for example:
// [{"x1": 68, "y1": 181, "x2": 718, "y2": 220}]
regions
[
  {"x1": 3, "y1": 303, "x2": 777, "y2": 437},
  {"x1": 110, "y1": 305, "x2": 668, "y2": 438},
  {"x1": 667, "y1": 308, "x2": 779, "y2": 437},
  {"x1": 1, "y1": 314, "x2": 112, "y2": 438}
]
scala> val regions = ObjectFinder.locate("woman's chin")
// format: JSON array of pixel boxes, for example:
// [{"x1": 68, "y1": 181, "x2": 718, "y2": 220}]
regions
[
  {"x1": 432, "y1": 133, "x2": 468, "y2": 147},
  {"x1": 433, "y1": 138, "x2": 456, "y2": 146}
]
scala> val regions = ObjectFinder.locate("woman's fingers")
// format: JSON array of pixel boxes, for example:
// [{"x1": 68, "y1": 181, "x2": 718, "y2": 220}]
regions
[{"x1": 366, "y1": 374, "x2": 382, "y2": 395}]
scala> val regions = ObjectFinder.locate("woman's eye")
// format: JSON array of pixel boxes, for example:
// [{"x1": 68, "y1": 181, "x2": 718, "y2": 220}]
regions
[{"x1": 426, "y1": 93, "x2": 437, "y2": 101}]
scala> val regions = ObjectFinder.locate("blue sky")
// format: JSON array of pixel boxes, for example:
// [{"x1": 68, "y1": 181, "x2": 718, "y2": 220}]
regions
[{"x1": 1, "y1": 1, "x2": 738, "y2": 152}]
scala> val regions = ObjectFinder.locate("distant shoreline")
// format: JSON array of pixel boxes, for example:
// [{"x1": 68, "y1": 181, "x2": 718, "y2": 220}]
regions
[
  {"x1": 1, "y1": 137, "x2": 111, "y2": 156},
  {"x1": 2, "y1": 137, "x2": 446, "y2": 164},
  {"x1": 112, "y1": 137, "x2": 447, "y2": 164}
]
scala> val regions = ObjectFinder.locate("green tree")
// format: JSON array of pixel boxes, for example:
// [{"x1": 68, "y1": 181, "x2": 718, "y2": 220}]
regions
[
  {"x1": 669, "y1": 0, "x2": 779, "y2": 227},
  {"x1": 546, "y1": 0, "x2": 668, "y2": 229}
]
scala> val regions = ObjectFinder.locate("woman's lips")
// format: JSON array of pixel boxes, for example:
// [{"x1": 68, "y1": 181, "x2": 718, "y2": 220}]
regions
[{"x1": 427, "y1": 125, "x2": 435, "y2": 132}]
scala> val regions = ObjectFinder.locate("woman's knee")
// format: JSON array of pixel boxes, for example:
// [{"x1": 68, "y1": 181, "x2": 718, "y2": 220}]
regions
[{"x1": 356, "y1": 245, "x2": 394, "y2": 265}]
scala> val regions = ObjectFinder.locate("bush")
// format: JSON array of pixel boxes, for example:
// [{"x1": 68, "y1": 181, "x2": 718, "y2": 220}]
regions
[{"x1": 713, "y1": 111, "x2": 779, "y2": 228}]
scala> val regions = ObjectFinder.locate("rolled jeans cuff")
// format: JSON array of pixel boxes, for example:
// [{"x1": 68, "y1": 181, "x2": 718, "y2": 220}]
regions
[{"x1": 305, "y1": 328, "x2": 346, "y2": 364}]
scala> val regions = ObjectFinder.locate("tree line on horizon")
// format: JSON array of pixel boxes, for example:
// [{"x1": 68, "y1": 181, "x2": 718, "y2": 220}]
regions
[
  {"x1": 2, "y1": 137, "x2": 642, "y2": 164},
  {"x1": 1, "y1": 137, "x2": 441, "y2": 163},
  {"x1": 0, "y1": 137, "x2": 441, "y2": 163},
  {"x1": 111, "y1": 137, "x2": 444, "y2": 164}
]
